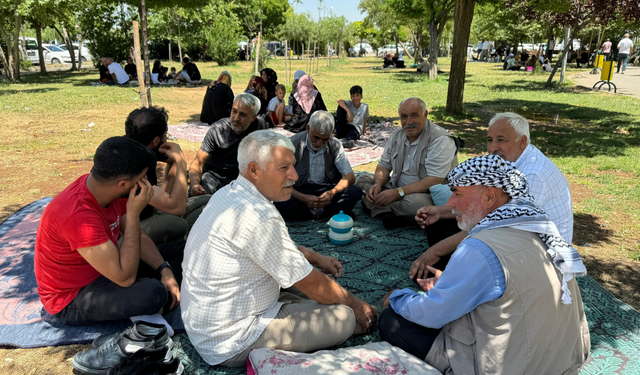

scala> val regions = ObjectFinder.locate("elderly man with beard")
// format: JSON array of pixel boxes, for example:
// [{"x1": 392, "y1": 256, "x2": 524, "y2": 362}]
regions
[
  {"x1": 189, "y1": 93, "x2": 268, "y2": 196},
  {"x1": 410, "y1": 112, "x2": 573, "y2": 280},
  {"x1": 182, "y1": 130, "x2": 377, "y2": 367},
  {"x1": 379, "y1": 155, "x2": 590, "y2": 374},
  {"x1": 124, "y1": 106, "x2": 211, "y2": 245},
  {"x1": 274, "y1": 110, "x2": 362, "y2": 220},
  {"x1": 356, "y1": 98, "x2": 459, "y2": 229}
]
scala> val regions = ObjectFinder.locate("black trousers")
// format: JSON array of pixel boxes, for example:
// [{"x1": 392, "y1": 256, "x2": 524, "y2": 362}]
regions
[
  {"x1": 335, "y1": 106, "x2": 360, "y2": 142},
  {"x1": 274, "y1": 183, "x2": 362, "y2": 220},
  {"x1": 379, "y1": 306, "x2": 442, "y2": 360},
  {"x1": 47, "y1": 240, "x2": 185, "y2": 325}
]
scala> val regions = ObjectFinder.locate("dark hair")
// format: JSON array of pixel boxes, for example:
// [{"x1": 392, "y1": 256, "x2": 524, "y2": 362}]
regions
[
  {"x1": 182, "y1": 57, "x2": 190, "y2": 64},
  {"x1": 91, "y1": 137, "x2": 156, "y2": 183},
  {"x1": 350, "y1": 85, "x2": 363, "y2": 95},
  {"x1": 125, "y1": 106, "x2": 169, "y2": 146}
]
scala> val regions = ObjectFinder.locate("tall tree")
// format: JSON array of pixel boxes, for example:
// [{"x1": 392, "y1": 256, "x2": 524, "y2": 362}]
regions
[{"x1": 445, "y1": 0, "x2": 476, "y2": 115}]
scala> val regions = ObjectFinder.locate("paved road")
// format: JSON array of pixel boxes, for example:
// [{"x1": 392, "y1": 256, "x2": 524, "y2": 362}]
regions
[{"x1": 573, "y1": 65, "x2": 640, "y2": 98}]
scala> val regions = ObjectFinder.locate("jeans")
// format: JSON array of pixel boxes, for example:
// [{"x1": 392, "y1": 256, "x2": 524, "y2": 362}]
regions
[
  {"x1": 378, "y1": 306, "x2": 442, "y2": 360},
  {"x1": 335, "y1": 106, "x2": 360, "y2": 142},
  {"x1": 274, "y1": 183, "x2": 362, "y2": 220},
  {"x1": 48, "y1": 240, "x2": 185, "y2": 325},
  {"x1": 617, "y1": 53, "x2": 629, "y2": 73},
  {"x1": 200, "y1": 171, "x2": 234, "y2": 195}
]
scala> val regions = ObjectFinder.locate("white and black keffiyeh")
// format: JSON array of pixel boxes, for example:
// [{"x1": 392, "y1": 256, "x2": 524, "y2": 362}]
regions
[{"x1": 449, "y1": 155, "x2": 587, "y2": 304}]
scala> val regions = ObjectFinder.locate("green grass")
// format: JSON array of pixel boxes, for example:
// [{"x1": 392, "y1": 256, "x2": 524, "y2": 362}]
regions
[{"x1": 1, "y1": 56, "x2": 640, "y2": 258}]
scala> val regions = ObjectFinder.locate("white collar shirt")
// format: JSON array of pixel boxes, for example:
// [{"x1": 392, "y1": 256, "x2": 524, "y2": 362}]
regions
[
  {"x1": 181, "y1": 175, "x2": 313, "y2": 365},
  {"x1": 515, "y1": 144, "x2": 574, "y2": 243}
]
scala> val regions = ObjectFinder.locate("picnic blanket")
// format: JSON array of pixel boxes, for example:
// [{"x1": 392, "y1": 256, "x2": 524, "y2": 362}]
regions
[
  {"x1": 0, "y1": 198, "x2": 184, "y2": 348},
  {"x1": 1, "y1": 200, "x2": 640, "y2": 374},
  {"x1": 167, "y1": 121, "x2": 398, "y2": 167}
]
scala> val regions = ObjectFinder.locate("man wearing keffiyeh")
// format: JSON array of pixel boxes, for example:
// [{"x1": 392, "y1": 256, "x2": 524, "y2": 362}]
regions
[{"x1": 378, "y1": 155, "x2": 590, "y2": 374}]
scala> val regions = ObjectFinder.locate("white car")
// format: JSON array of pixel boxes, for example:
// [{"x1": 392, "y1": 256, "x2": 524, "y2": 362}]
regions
[
  {"x1": 57, "y1": 43, "x2": 92, "y2": 63},
  {"x1": 353, "y1": 43, "x2": 374, "y2": 56},
  {"x1": 24, "y1": 43, "x2": 71, "y2": 65},
  {"x1": 378, "y1": 43, "x2": 415, "y2": 57}
]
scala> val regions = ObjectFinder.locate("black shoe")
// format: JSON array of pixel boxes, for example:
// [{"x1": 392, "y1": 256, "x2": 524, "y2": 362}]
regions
[
  {"x1": 73, "y1": 334, "x2": 160, "y2": 374},
  {"x1": 92, "y1": 321, "x2": 170, "y2": 349},
  {"x1": 106, "y1": 345, "x2": 170, "y2": 375},
  {"x1": 382, "y1": 213, "x2": 406, "y2": 230}
]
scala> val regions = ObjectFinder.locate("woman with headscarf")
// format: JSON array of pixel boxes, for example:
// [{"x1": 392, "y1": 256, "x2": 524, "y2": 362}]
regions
[
  {"x1": 260, "y1": 68, "x2": 279, "y2": 103},
  {"x1": 152, "y1": 60, "x2": 168, "y2": 82},
  {"x1": 200, "y1": 71, "x2": 234, "y2": 125},
  {"x1": 383, "y1": 53, "x2": 394, "y2": 68},
  {"x1": 285, "y1": 75, "x2": 327, "y2": 133},
  {"x1": 244, "y1": 75, "x2": 268, "y2": 115}
]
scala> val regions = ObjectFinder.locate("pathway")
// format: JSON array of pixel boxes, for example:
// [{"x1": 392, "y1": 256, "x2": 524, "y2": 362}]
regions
[{"x1": 573, "y1": 65, "x2": 640, "y2": 98}]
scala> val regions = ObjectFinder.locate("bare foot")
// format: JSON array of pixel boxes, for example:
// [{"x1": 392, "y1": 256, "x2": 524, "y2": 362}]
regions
[{"x1": 275, "y1": 123, "x2": 285, "y2": 127}]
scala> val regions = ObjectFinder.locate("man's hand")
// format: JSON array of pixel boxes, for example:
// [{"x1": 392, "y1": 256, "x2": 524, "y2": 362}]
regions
[
  {"x1": 298, "y1": 193, "x2": 319, "y2": 209},
  {"x1": 160, "y1": 269, "x2": 180, "y2": 310},
  {"x1": 381, "y1": 288, "x2": 398, "y2": 308},
  {"x1": 372, "y1": 188, "x2": 401, "y2": 207},
  {"x1": 352, "y1": 298, "x2": 378, "y2": 334},
  {"x1": 126, "y1": 178, "x2": 154, "y2": 216},
  {"x1": 315, "y1": 254, "x2": 343, "y2": 278},
  {"x1": 191, "y1": 184, "x2": 207, "y2": 196},
  {"x1": 347, "y1": 112, "x2": 354, "y2": 123},
  {"x1": 415, "y1": 206, "x2": 441, "y2": 228},
  {"x1": 158, "y1": 142, "x2": 184, "y2": 163},
  {"x1": 366, "y1": 184, "x2": 381, "y2": 203},
  {"x1": 409, "y1": 248, "x2": 441, "y2": 280},
  {"x1": 316, "y1": 190, "x2": 334, "y2": 209},
  {"x1": 416, "y1": 266, "x2": 442, "y2": 293}
]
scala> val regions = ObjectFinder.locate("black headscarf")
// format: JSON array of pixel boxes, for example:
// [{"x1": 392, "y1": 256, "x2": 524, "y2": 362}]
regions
[{"x1": 261, "y1": 68, "x2": 279, "y2": 102}]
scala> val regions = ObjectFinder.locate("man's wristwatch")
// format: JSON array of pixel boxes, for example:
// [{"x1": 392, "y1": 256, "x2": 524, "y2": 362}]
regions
[
  {"x1": 156, "y1": 261, "x2": 173, "y2": 274},
  {"x1": 398, "y1": 187, "x2": 405, "y2": 197}
]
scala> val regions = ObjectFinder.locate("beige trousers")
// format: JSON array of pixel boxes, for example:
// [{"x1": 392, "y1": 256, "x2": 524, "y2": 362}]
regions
[
  {"x1": 221, "y1": 288, "x2": 356, "y2": 367},
  {"x1": 356, "y1": 173, "x2": 434, "y2": 221}
]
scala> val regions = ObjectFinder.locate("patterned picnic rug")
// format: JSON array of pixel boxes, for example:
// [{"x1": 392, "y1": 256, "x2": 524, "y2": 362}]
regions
[
  {"x1": 171, "y1": 204, "x2": 640, "y2": 374},
  {"x1": 167, "y1": 121, "x2": 397, "y2": 167}
]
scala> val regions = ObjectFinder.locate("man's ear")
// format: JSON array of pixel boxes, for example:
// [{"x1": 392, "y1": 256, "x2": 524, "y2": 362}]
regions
[
  {"x1": 519, "y1": 135, "x2": 528, "y2": 151},
  {"x1": 117, "y1": 179, "x2": 131, "y2": 194},
  {"x1": 151, "y1": 136, "x2": 161, "y2": 148},
  {"x1": 424, "y1": 109, "x2": 429, "y2": 118},
  {"x1": 248, "y1": 162, "x2": 260, "y2": 177}
]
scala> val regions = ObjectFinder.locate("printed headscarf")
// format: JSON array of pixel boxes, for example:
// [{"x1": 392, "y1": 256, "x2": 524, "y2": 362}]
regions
[
  {"x1": 449, "y1": 155, "x2": 587, "y2": 304},
  {"x1": 293, "y1": 75, "x2": 318, "y2": 114}
]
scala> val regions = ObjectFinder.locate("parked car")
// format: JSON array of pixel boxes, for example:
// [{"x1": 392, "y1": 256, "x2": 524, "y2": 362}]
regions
[
  {"x1": 57, "y1": 43, "x2": 92, "y2": 63},
  {"x1": 353, "y1": 43, "x2": 374, "y2": 56},
  {"x1": 378, "y1": 43, "x2": 415, "y2": 57},
  {"x1": 20, "y1": 38, "x2": 71, "y2": 65}
]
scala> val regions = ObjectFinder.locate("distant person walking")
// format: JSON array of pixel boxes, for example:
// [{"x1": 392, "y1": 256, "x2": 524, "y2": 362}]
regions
[
  {"x1": 481, "y1": 40, "x2": 491, "y2": 61},
  {"x1": 616, "y1": 34, "x2": 634, "y2": 74},
  {"x1": 477, "y1": 40, "x2": 484, "y2": 60}
]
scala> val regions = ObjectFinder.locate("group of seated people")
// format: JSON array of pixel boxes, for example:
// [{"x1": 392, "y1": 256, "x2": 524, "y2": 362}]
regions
[
  {"x1": 200, "y1": 68, "x2": 370, "y2": 149},
  {"x1": 37, "y1": 65, "x2": 590, "y2": 371},
  {"x1": 383, "y1": 52, "x2": 405, "y2": 68},
  {"x1": 98, "y1": 56, "x2": 201, "y2": 85}
]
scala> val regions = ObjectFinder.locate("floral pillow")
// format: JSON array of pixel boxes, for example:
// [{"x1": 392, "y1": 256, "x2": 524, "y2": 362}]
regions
[{"x1": 248, "y1": 342, "x2": 442, "y2": 375}]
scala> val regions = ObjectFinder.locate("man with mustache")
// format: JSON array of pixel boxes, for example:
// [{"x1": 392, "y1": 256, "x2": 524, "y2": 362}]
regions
[
  {"x1": 189, "y1": 93, "x2": 267, "y2": 196},
  {"x1": 356, "y1": 97, "x2": 459, "y2": 229},
  {"x1": 410, "y1": 112, "x2": 573, "y2": 280},
  {"x1": 274, "y1": 110, "x2": 362, "y2": 220},
  {"x1": 182, "y1": 130, "x2": 377, "y2": 367},
  {"x1": 379, "y1": 155, "x2": 589, "y2": 373},
  {"x1": 35, "y1": 137, "x2": 181, "y2": 325},
  {"x1": 124, "y1": 106, "x2": 211, "y2": 245}
]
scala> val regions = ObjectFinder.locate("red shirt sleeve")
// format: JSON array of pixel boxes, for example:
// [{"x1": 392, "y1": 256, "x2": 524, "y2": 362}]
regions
[{"x1": 61, "y1": 208, "x2": 116, "y2": 250}]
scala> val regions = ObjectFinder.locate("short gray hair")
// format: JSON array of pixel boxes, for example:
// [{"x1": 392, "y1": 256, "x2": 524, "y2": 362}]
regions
[
  {"x1": 238, "y1": 130, "x2": 295, "y2": 172},
  {"x1": 308, "y1": 111, "x2": 335, "y2": 135},
  {"x1": 488, "y1": 112, "x2": 531, "y2": 145},
  {"x1": 398, "y1": 97, "x2": 427, "y2": 115},
  {"x1": 234, "y1": 92, "x2": 261, "y2": 116}
]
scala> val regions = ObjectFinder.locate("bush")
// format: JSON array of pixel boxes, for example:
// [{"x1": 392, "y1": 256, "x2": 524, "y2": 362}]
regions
[
  {"x1": 203, "y1": 20, "x2": 241, "y2": 66},
  {"x1": 20, "y1": 59, "x2": 32, "y2": 70}
]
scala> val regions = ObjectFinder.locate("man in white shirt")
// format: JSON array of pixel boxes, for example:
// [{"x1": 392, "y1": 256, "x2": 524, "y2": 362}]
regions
[
  {"x1": 617, "y1": 33, "x2": 634, "y2": 74},
  {"x1": 106, "y1": 58, "x2": 129, "y2": 86},
  {"x1": 410, "y1": 112, "x2": 574, "y2": 279},
  {"x1": 355, "y1": 98, "x2": 459, "y2": 230},
  {"x1": 181, "y1": 130, "x2": 377, "y2": 367}
]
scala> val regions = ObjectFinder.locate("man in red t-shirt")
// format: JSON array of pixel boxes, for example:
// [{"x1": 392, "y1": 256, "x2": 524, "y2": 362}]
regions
[{"x1": 35, "y1": 137, "x2": 181, "y2": 324}]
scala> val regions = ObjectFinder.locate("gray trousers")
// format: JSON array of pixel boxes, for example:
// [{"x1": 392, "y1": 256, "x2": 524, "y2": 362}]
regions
[
  {"x1": 356, "y1": 173, "x2": 434, "y2": 221},
  {"x1": 140, "y1": 194, "x2": 212, "y2": 245},
  {"x1": 221, "y1": 288, "x2": 356, "y2": 367}
]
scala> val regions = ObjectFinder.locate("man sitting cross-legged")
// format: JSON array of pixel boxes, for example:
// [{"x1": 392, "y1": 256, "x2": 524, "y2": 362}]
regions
[
  {"x1": 356, "y1": 97, "x2": 459, "y2": 230},
  {"x1": 410, "y1": 112, "x2": 574, "y2": 280},
  {"x1": 274, "y1": 111, "x2": 362, "y2": 220},
  {"x1": 35, "y1": 137, "x2": 181, "y2": 325},
  {"x1": 125, "y1": 106, "x2": 211, "y2": 245},
  {"x1": 181, "y1": 130, "x2": 377, "y2": 367},
  {"x1": 189, "y1": 93, "x2": 267, "y2": 196},
  {"x1": 379, "y1": 155, "x2": 590, "y2": 373}
]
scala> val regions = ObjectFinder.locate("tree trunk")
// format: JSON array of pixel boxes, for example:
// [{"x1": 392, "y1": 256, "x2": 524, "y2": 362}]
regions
[
  {"x1": 168, "y1": 39, "x2": 172, "y2": 63},
  {"x1": 445, "y1": 0, "x2": 476, "y2": 115},
  {"x1": 176, "y1": 10, "x2": 183, "y2": 62},
  {"x1": 34, "y1": 21, "x2": 47, "y2": 75},
  {"x1": 13, "y1": 1, "x2": 21, "y2": 80},
  {"x1": 545, "y1": 35, "x2": 575, "y2": 87},
  {"x1": 1, "y1": 31, "x2": 16, "y2": 81},
  {"x1": 20, "y1": 25, "x2": 27, "y2": 60},
  {"x1": 62, "y1": 25, "x2": 77, "y2": 71},
  {"x1": 139, "y1": 1, "x2": 152, "y2": 106},
  {"x1": 559, "y1": 27, "x2": 570, "y2": 83},
  {"x1": 591, "y1": 26, "x2": 605, "y2": 67},
  {"x1": 0, "y1": 42, "x2": 13, "y2": 81},
  {"x1": 413, "y1": 23, "x2": 423, "y2": 65},
  {"x1": 428, "y1": 20, "x2": 439, "y2": 79}
]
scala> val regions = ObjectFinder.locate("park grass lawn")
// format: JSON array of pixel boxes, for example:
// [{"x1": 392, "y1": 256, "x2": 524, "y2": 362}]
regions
[{"x1": 1, "y1": 56, "x2": 640, "y2": 374}]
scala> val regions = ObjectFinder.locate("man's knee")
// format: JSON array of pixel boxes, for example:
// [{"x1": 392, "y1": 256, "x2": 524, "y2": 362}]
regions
[
  {"x1": 355, "y1": 173, "x2": 374, "y2": 192},
  {"x1": 140, "y1": 214, "x2": 188, "y2": 244},
  {"x1": 135, "y1": 278, "x2": 169, "y2": 314},
  {"x1": 378, "y1": 306, "x2": 399, "y2": 342}
]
